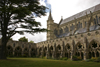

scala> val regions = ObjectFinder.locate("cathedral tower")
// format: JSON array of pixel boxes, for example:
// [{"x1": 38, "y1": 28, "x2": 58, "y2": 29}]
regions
[{"x1": 47, "y1": 10, "x2": 55, "y2": 40}]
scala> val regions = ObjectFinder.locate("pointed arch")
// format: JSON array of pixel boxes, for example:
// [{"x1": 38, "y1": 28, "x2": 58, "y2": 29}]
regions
[
  {"x1": 49, "y1": 46, "x2": 53, "y2": 58},
  {"x1": 44, "y1": 46, "x2": 47, "y2": 56},
  {"x1": 6, "y1": 45, "x2": 13, "y2": 57},
  {"x1": 15, "y1": 46, "x2": 22, "y2": 57},
  {"x1": 31, "y1": 48, "x2": 36, "y2": 57},
  {"x1": 89, "y1": 39, "x2": 99, "y2": 48},
  {"x1": 65, "y1": 26, "x2": 69, "y2": 33}
]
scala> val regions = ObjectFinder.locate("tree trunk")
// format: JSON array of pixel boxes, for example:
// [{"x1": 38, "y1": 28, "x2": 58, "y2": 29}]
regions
[{"x1": 0, "y1": 37, "x2": 7, "y2": 60}]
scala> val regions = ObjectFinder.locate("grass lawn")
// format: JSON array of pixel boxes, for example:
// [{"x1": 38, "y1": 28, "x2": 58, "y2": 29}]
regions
[{"x1": 0, "y1": 58, "x2": 100, "y2": 67}]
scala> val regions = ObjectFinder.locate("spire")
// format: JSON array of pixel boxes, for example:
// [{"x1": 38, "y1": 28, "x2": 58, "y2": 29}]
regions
[{"x1": 48, "y1": 10, "x2": 53, "y2": 20}]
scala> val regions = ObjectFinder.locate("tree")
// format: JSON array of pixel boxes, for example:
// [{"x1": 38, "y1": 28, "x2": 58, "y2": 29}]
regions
[
  {"x1": 29, "y1": 40, "x2": 34, "y2": 43},
  {"x1": 0, "y1": 0, "x2": 47, "y2": 59},
  {"x1": 18, "y1": 37, "x2": 28, "y2": 42}
]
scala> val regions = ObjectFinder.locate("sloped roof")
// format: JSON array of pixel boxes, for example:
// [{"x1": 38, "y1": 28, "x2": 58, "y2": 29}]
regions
[{"x1": 60, "y1": 4, "x2": 100, "y2": 25}]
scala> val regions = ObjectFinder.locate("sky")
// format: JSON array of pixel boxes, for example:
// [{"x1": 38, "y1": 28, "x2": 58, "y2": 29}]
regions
[{"x1": 11, "y1": 0, "x2": 100, "y2": 43}]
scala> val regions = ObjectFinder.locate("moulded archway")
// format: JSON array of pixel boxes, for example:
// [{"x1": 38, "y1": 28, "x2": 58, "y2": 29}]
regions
[
  {"x1": 49, "y1": 46, "x2": 53, "y2": 58},
  {"x1": 65, "y1": 43, "x2": 71, "y2": 58},
  {"x1": 23, "y1": 48, "x2": 29, "y2": 57},
  {"x1": 15, "y1": 46, "x2": 22, "y2": 57},
  {"x1": 6, "y1": 45, "x2": 13, "y2": 57},
  {"x1": 56, "y1": 45, "x2": 61, "y2": 58},
  {"x1": 31, "y1": 48, "x2": 36, "y2": 57}
]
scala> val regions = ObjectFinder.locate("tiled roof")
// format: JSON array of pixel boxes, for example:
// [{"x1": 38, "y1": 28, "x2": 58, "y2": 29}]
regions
[{"x1": 60, "y1": 4, "x2": 100, "y2": 25}]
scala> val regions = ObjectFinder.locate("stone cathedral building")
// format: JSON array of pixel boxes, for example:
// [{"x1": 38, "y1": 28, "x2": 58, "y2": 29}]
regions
[
  {"x1": 0, "y1": 4, "x2": 100, "y2": 60},
  {"x1": 36, "y1": 4, "x2": 100, "y2": 60}
]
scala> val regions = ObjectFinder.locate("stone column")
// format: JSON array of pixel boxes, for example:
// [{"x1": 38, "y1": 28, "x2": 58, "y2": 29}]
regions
[
  {"x1": 36, "y1": 48, "x2": 39, "y2": 57},
  {"x1": 29, "y1": 49, "x2": 31, "y2": 57},
  {"x1": 52, "y1": 44, "x2": 56, "y2": 59},
  {"x1": 46, "y1": 45, "x2": 49, "y2": 59},
  {"x1": 41, "y1": 46, "x2": 44, "y2": 57},
  {"x1": 95, "y1": 52, "x2": 96, "y2": 57},
  {"x1": 71, "y1": 51, "x2": 74, "y2": 60},
  {"x1": 84, "y1": 52, "x2": 87, "y2": 60},
  {"x1": 60, "y1": 44, "x2": 64, "y2": 58}
]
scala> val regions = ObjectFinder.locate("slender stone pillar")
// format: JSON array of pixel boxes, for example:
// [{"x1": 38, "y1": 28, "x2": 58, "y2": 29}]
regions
[
  {"x1": 46, "y1": 45, "x2": 49, "y2": 59},
  {"x1": 84, "y1": 52, "x2": 87, "y2": 60},
  {"x1": 41, "y1": 45, "x2": 44, "y2": 57},
  {"x1": 29, "y1": 50, "x2": 31, "y2": 57},
  {"x1": 71, "y1": 51, "x2": 73, "y2": 60},
  {"x1": 36, "y1": 48, "x2": 39, "y2": 57},
  {"x1": 60, "y1": 44, "x2": 64, "y2": 58},
  {"x1": 52, "y1": 44, "x2": 56, "y2": 59}
]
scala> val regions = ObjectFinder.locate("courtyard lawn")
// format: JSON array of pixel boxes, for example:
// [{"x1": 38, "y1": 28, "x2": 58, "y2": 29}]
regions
[{"x1": 0, "y1": 58, "x2": 100, "y2": 67}]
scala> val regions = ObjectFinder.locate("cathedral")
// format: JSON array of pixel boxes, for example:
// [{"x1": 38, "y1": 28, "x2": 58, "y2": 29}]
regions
[
  {"x1": 1, "y1": 4, "x2": 100, "y2": 60},
  {"x1": 36, "y1": 4, "x2": 100, "y2": 60}
]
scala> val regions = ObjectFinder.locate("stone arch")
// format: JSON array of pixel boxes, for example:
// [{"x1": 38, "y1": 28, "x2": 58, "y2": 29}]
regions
[
  {"x1": 15, "y1": 46, "x2": 22, "y2": 57},
  {"x1": 96, "y1": 15, "x2": 99, "y2": 24},
  {"x1": 65, "y1": 43, "x2": 71, "y2": 58},
  {"x1": 49, "y1": 46, "x2": 53, "y2": 57},
  {"x1": 94, "y1": 18, "x2": 96, "y2": 25},
  {"x1": 31, "y1": 48, "x2": 36, "y2": 57},
  {"x1": 39, "y1": 47, "x2": 42, "y2": 56},
  {"x1": 23, "y1": 48, "x2": 29, "y2": 57},
  {"x1": 65, "y1": 26, "x2": 69, "y2": 33},
  {"x1": 59, "y1": 28, "x2": 63, "y2": 35},
  {"x1": 56, "y1": 45, "x2": 61, "y2": 58},
  {"x1": 75, "y1": 42, "x2": 83, "y2": 50},
  {"x1": 6, "y1": 45, "x2": 13, "y2": 57},
  {"x1": 43, "y1": 46, "x2": 47, "y2": 57},
  {"x1": 96, "y1": 51, "x2": 99, "y2": 57},
  {"x1": 54, "y1": 29, "x2": 58, "y2": 36},
  {"x1": 88, "y1": 39, "x2": 99, "y2": 49},
  {"x1": 99, "y1": 17, "x2": 100, "y2": 23},
  {"x1": 75, "y1": 42, "x2": 84, "y2": 59}
]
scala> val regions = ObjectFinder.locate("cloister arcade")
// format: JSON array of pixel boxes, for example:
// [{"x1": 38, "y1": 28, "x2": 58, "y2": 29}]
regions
[{"x1": 37, "y1": 39, "x2": 100, "y2": 60}]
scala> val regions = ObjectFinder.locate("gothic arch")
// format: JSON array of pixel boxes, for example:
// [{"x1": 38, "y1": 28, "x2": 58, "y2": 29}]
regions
[
  {"x1": 65, "y1": 43, "x2": 71, "y2": 58},
  {"x1": 39, "y1": 47, "x2": 42, "y2": 56},
  {"x1": 15, "y1": 46, "x2": 22, "y2": 57},
  {"x1": 65, "y1": 26, "x2": 69, "y2": 33},
  {"x1": 56, "y1": 45, "x2": 61, "y2": 58},
  {"x1": 88, "y1": 39, "x2": 100, "y2": 58},
  {"x1": 43, "y1": 47, "x2": 47, "y2": 56},
  {"x1": 88, "y1": 39, "x2": 99, "y2": 49},
  {"x1": 31, "y1": 48, "x2": 36, "y2": 57},
  {"x1": 75, "y1": 42, "x2": 84, "y2": 59},
  {"x1": 59, "y1": 28, "x2": 63, "y2": 35},
  {"x1": 49, "y1": 46, "x2": 53, "y2": 57},
  {"x1": 23, "y1": 48, "x2": 29, "y2": 57},
  {"x1": 75, "y1": 42, "x2": 83, "y2": 50},
  {"x1": 6, "y1": 45, "x2": 13, "y2": 57},
  {"x1": 54, "y1": 29, "x2": 58, "y2": 36},
  {"x1": 65, "y1": 43, "x2": 71, "y2": 51}
]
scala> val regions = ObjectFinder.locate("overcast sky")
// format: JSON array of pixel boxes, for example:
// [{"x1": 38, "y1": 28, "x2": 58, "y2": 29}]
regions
[{"x1": 11, "y1": 0, "x2": 100, "y2": 43}]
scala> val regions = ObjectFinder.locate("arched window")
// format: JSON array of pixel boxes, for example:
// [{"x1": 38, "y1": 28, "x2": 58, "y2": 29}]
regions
[
  {"x1": 60, "y1": 29, "x2": 63, "y2": 34},
  {"x1": 79, "y1": 22, "x2": 80, "y2": 28},
  {"x1": 99, "y1": 17, "x2": 100, "y2": 23},
  {"x1": 70, "y1": 24, "x2": 74, "y2": 31},
  {"x1": 22, "y1": 44, "x2": 24, "y2": 48},
  {"x1": 94, "y1": 19, "x2": 96, "y2": 25},
  {"x1": 65, "y1": 26, "x2": 69, "y2": 32},
  {"x1": 96, "y1": 16, "x2": 98, "y2": 24},
  {"x1": 54, "y1": 29, "x2": 58, "y2": 35},
  {"x1": 85, "y1": 21, "x2": 87, "y2": 27},
  {"x1": 81, "y1": 23, "x2": 82, "y2": 28},
  {"x1": 13, "y1": 43, "x2": 15, "y2": 47},
  {"x1": 77, "y1": 24, "x2": 78, "y2": 29}
]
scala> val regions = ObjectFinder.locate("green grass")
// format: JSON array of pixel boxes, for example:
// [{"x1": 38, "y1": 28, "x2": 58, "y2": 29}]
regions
[{"x1": 0, "y1": 58, "x2": 100, "y2": 67}]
